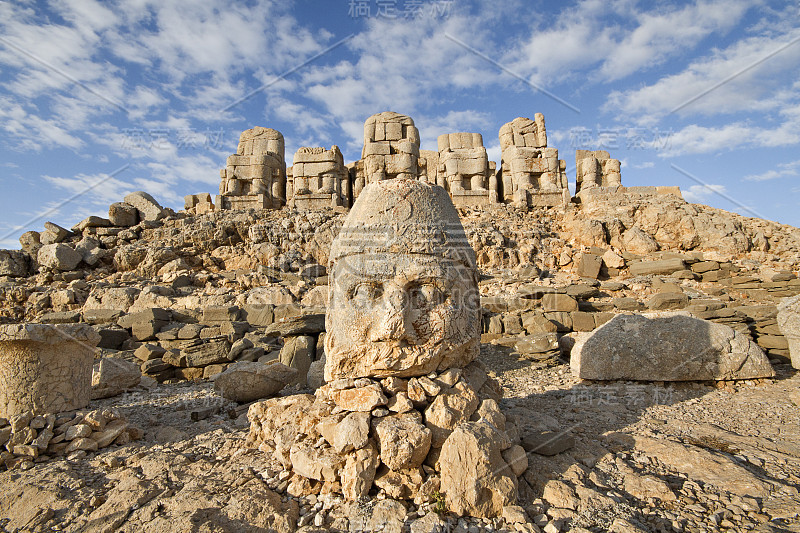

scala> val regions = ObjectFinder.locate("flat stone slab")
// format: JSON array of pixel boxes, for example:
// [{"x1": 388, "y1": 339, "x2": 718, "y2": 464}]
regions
[
  {"x1": 0, "y1": 323, "x2": 100, "y2": 344},
  {"x1": 571, "y1": 312, "x2": 775, "y2": 381},
  {"x1": 264, "y1": 314, "x2": 325, "y2": 337}
]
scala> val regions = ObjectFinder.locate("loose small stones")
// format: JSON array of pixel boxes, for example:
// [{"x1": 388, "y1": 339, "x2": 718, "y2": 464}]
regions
[{"x1": 0, "y1": 408, "x2": 140, "y2": 470}]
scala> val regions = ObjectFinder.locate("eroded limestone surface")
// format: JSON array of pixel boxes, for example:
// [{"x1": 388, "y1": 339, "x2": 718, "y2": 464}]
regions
[
  {"x1": 325, "y1": 178, "x2": 480, "y2": 381},
  {"x1": 0, "y1": 323, "x2": 100, "y2": 418}
]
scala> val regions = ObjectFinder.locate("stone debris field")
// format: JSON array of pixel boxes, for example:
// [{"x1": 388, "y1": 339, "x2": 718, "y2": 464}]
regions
[{"x1": 0, "y1": 112, "x2": 799, "y2": 533}]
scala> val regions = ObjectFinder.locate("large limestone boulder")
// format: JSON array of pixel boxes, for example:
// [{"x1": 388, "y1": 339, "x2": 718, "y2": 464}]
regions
[
  {"x1": 372, "y1": 412, "x2": 432, "y2": 470},
  {"x1": 123, "y1": 191, "x2": 166, "y2": 222},
  {"x1": 439, "y1": 420, "x2": 517, "y2": 518},
  {"x1": 571, "y1": 313, "x2": 775, "y2": 381},
  {"x1": 108, "y1": 201, "x2": 138, "y2": 226},
  {"x1": 777, "y1": 295, "x2": 800, "y2": 369},
  {"x1": 91, "y1": 357, "x2": 142, "y2": 399},
  {"x1": 37, "y1": 243, "x2": 82, "y2": 271},
  {"x1": 214, "y1": 362, "x2": 298, "y2": 402},
  {"x1": 0, "y1": 249, "x2": 29, "y2": 277},
  {"x1": 0, "y1": 324, "x2": 100, "y2": 418}
]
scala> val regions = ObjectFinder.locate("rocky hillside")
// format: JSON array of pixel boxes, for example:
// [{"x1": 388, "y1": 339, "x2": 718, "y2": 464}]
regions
[{"x1": 1, "y1": 189, "x2": 799, "y2": 532}]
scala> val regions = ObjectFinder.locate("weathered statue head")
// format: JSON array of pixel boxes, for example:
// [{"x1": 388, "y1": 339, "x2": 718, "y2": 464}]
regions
[{"x1": 325, "y1": 179, "x2": 480, "y2": 381}]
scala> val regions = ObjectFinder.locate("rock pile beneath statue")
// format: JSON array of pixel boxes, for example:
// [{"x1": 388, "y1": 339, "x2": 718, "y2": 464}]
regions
[{"x1": 246, "y1": 359, "x2": 530, "y2": 518}]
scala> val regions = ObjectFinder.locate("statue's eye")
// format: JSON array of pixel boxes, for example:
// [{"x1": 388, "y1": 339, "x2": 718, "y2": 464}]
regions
[
  {"x1": 409, "y1": 283, "x2": 442, "y2": 309},
  {"x1": 352, "y1": 283, "x2": 383, "y2": 303}
]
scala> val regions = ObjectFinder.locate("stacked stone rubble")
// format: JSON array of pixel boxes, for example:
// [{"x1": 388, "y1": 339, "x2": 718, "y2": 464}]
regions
[
  {"x1": 499, "y1": 115, "x2": 569, "y2": 207},
  {"x1": 217, "y1": 127, "x2": 286, "y2": 210},
  {"x1": 0, "y1": 407, "x2": 141, "y2": 470},
  {"x1": 183, "y1": 193, "x2": 214, "y2": 215},
  {"x1": 357, "y1": 112, "x2": 420, "y2": 199},
  {"x1": 288, "y1": 146, "x2": 348, "y2": 209},
  {"x1": 205, "y1": 112, "x2": 653, "y2": 212},
  {"x1": 575, "y1": 149, "x2": 622, "y2": 196},
  {"x1": 437, "y1": 132, "x2": 498, "y2": 206}
]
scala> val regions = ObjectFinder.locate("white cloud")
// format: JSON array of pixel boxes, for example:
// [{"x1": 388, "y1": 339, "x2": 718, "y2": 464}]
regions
[
  {"x1": 606, "y1": 27, "x2": 800, "y2": 123},
  {"x1": 633, "y1": 161, "x2": 655, "y2": 169},
  {"x1": 301, "y1": 13, "x2": 497, "y2": 125},
  {"x1": 505, "y1": 0, "x2": 751, "y2": 87},
  {"x1": 0, "y1": 97, "x2": 84, "y2": 151},
  {"x1": 682, "y1": 183, "x2": 727, "y2": 203},
  {"x1": 599, "y1": 0, "x2": 749, "y2": 80},
  {"x1": 654, "y1": 117, "x2": 800, "y2": 157},
  {"x1": 743, "y1": 159, "x2": 800, "y2": 181},
  {"x1": 42, "y1": 172, "x2": 131, "y2": 205},
  {"x1": 416, "y1": 110, "x2": 493, "y2": 152}
]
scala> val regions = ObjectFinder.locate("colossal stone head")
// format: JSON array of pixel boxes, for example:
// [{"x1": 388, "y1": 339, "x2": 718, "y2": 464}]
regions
[{"x1": 325, "y1": 179, "x2": 480, "y2": 381}]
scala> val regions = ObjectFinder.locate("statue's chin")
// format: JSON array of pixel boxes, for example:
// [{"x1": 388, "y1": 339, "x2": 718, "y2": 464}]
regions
[{"x1": 323, "y1": 332, "x2": 478, "y2": 381}]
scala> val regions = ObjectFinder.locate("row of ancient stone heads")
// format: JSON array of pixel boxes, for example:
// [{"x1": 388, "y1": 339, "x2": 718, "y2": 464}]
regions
[{"x1": 211, "y1": 111, "x2": 621, "y2": 213}]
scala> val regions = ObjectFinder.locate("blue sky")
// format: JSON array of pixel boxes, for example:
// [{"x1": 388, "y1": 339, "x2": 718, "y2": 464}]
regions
[{"x1": 1, "y1": 0, "x2": 799, "y2": 248}]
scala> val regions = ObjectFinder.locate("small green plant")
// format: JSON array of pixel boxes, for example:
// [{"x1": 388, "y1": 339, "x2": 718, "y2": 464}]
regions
[{"x1": 431, "y1": 490, "x2": 447, "y2": 515}]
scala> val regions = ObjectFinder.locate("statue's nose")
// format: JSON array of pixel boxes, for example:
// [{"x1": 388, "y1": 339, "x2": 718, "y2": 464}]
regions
[{"x1": 370, "y1": 286, "x2": 419, "y2": 344}]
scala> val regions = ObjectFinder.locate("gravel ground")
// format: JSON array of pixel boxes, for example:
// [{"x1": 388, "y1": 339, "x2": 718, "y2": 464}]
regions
[{"x1": 1, "y1": 349, "x2": 798, "y2": 533}]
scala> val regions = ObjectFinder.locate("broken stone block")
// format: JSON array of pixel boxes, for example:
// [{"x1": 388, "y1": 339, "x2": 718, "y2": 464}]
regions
[
  {"x1": 440, "y1": 420, "x2": 517, "y2": 518},
  {"x1": 41, "y1": 222, "x2": 71, "y2": 244},
  {"x1": 264, "y1": 314, "x2": 325, "y2": 337},
  {"x1": 214, "y1": 361, "x2": 298, "y2": 402},
  {"x1": 373, "y1": 412, "x2": 432, "y2": 470},
  {"x1": 37, "y1": 243, "x2": 82, "y2": 271},
  {"x1": 329, "y1": 383, "x2": 388, "y2": 412},
  {"x1": 646, "y1": 292, "x2": 689, "y2": 310},
  {"x1": 183, "y1": 338, "x2": 231, "y2": 367},
  {"x1": 279, "y1": 335, "x2": 314, "y2": 387},
  {"x1": 332, "y1": 411, "x2": 370, "y2": 453},
  {"x1": 72, "y1": 216, "x2": 111, "y2": 233},
  {"x1": 126, "y1": 308, "x2": 170, "y2": 341},
  {"x1": 514, "y1": 333, "x2": 559, "y2": 355},
  {"x1": 521, "y1": 430, "x2": 575, "y2": 456},
  {"x1": 108, "y1": 202, "x2": 138, "y2": 226},
  {"x1": 202, "y1": 306, "x2": 242, "y2": 326},
  {"x1": 629, "y1": 258, "x2": 686, "y2": 276},
  {"x1": 0, "y1": 324, "x2": 100, "y2": 418},
  {"x1": 242, "y1": 304, "x2": 274, "y2": 327},
  {"x1": 571, "y1": 313, "x2": 775, "y2": 381},
  {"x1": 91, "y1": 358, "x2": 141, "y2": 399},
  {"x1": 341, "y1": 444, "x2": 380, "y2": 500},
  {"x1": 576, "y1": 253, "x2": 603, "y2": 279},
  {"x1": 18, "y1": 231, "x2": 41, "y2": 254},
  {"x1": 424, "y1": 381, "x2": 480, "y2": 447},
  {"x1": 542, "y1": 293, "x2": 578, "y2": 312},
  {"x1": 134, "y1": 343, "x2": 165, "y2": 362},
  {"x1": 123, "y1": 191, "x2": 166, "y2": 222},
  {"x1": 0, "y1": 249, "x2": 30, "y2": 278},
  {"x1": 140, "y1": 358, "x2": 172, "y2": 375},
  {"x1": 289, "y1": 441, "x2": 344, "y2": 482},
  {"x1": 777, "y1": 294, "x2": 800, "y2": 369}
]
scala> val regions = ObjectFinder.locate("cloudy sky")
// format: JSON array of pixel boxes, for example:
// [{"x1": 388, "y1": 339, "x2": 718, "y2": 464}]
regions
[{"x1": 1, "y1": 0, "x2": 799, "y2": 248}]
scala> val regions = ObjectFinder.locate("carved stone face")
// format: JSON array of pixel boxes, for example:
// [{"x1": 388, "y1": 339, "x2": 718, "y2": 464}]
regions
[
  {"x1": 324, "y1": 179, "x2": 481, "y2": 381},
  {"x1": 325, "y1": 252, "x2": 479, "y2": 381}
]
